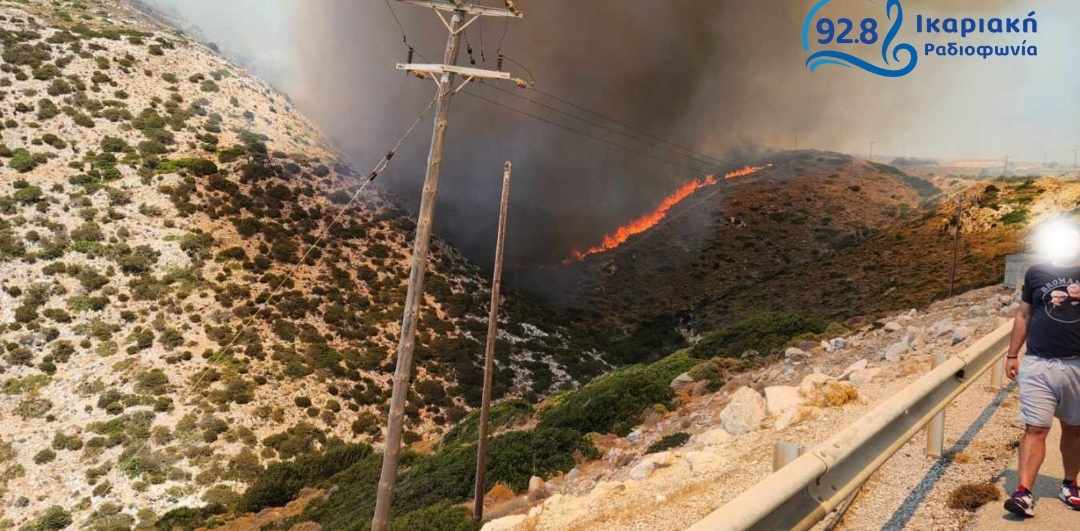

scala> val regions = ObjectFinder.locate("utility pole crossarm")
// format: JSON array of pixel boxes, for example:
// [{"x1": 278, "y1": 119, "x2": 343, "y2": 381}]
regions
[
  {"x1": 372, "y1": 2, "x2": 524, "y2": 530},
  {"x1": 396, "y1": 63, "x2": 511, "y2": 80},
  {"x1": 399, "y1": 0, "x2": 523, "y2": 18}
]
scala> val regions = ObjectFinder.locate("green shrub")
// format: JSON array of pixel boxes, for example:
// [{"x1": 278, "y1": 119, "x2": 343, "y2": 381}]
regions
[
  {"x1": 0, "y1": 229, "x2": 26, "y2": 259},
  {"x1": 134, "y1": 369, "x2": 169, "y2": 395},
  {"x1": 9, "y1": 150, "x2": 42, "y2": 174},
  {"x1": 645, "y1": 432, "x2": 690, "y2": 454},
  {"x1": 262, "y1": 422, "x2": 326, "y2": 459},
  {"x1": 71, "y1": 221, "x2": 104, "y2": 242},
  {"x1": 33, "y1": 448, "x2": 57, "y2": 464},
  {"x1": 237, "y1": 443, "x2": 373, "y2": 513},
  {"x1": 689, "y1": 312, "x2": 827, "y2": 359},
  {"x1": 390, "y1": 503, "x2": 479, "y2": 531},
  {"x1": 153, "y1": 504, "x2": 226, "y2": 531},
  {"x1": 37, "y1": 98, "x2": 60, "y2": 120},
  {"x1": 100, "y1": 136, "x2": 129, "y2": 153},
  {"x1": 301, "y1": 427, "x2": 594, "y2": 529},
  {"x1": 441, "y1": 399, "x2": 533, "y2": 448},
  {"x1": 1000, "y1": 209, "x2": 1029, "y2": 225},
  {"x1": 156, "y1": 157, "x2": 217, "y2": 176},
  {"x1": 27, "y1": 505, "x2": 72, "y2": 530},
  {"x1": 686, "y1": 359, "x2": 733, "y2": 392},
  {"x1": 77, "y1": 268, "x2": 109, "y2": 291},
  {"x1": 539, "y1": 351, "x2": 695, "y2": 436}
]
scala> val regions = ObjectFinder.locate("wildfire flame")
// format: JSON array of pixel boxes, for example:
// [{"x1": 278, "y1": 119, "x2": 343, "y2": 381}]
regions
[{"x1": 566, "y1": 165, "x2": 767, "y2": 263}]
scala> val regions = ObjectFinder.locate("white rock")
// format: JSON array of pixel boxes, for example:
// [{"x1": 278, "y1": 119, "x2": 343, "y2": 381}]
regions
[
  {"x1": 629, "y1": 451, "x2": 674, "y2": 480},
  {"x1": 798, "y1": 373, "x2": 832, "y2": 397},
  {"x1": 528, "y1": 476, "x2": 547, "y2": 496},
  {"x1": 682, "y1": 450, "x2": 725, "y2": 473},
  {"x1": 849, "y1": 367, "x2": 882, "y2": 386},
  {"x1": 882, "y1": 340, "x2": 910, "y2": 362},
  {"x1": 720, "y1": 387, "x2": 767, "y2": 435},
  {"x1": 884, "y1": 321, "x2": 903, "y2": 332},
  {"x1": 528, "y1": 504, "x2": 544, "y2": 518},
  {"x1": 670, "y1": 372, "x2": 694, "y2": 390},
  {"x1": 764, "y1": 386, "x2": 802, "y2": 417},
  {"x1": 932, "y1": 320, "x2": 955, "y2": 337},
  {"x1": 690, "y1": 427, "x2": 732, "y2": 448},
  {"x1": 775, "y1": 405, "x2": 819, "y2": 430},
  {"x1": 952, "y1": 327, "x2": 971, "y2": 345},
  {"x1": 839, "y1": 359, "x2": 869, "y2": 380},
  {"x1": 626, "y1": 429, "x2": 643, "y2": 443},
  {"x1": 784, "y1": 347, "x2": 807, "y2": 359},
  {"x1": 566, "y1": 467, "x2": 580, "y2": 482},
  {"x1": 823, "y1": 337, "x2": 847, "y2": 353},
  {"x1": 482, "y1": 515, "x2": 527, "y2": 531}
]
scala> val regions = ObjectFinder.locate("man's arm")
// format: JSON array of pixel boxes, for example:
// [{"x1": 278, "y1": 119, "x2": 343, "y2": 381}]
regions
[{"x1": 1006, "y1": 302, "x2": 1032, "y2": 379}]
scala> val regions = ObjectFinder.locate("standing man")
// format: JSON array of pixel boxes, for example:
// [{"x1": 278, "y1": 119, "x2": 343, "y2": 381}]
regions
[{"x1": 1005, "y1": 222, "x2": 1080, "y2": 517}]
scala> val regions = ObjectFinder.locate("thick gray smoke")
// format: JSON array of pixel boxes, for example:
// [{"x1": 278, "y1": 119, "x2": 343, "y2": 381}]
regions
[{"x1": 140, "y1": 0, "x2": 1075, "y2": 275}]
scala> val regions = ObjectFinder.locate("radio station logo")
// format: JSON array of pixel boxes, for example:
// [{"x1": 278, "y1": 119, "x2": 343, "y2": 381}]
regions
[{"x1": 802, "y1": 0, "x2": 1039, "y2": 78}]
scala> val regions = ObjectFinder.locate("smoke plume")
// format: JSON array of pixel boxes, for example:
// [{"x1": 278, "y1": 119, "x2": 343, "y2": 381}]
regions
[{"x1": 140, "y1": 0, "x2": 1076, "y2": 278}]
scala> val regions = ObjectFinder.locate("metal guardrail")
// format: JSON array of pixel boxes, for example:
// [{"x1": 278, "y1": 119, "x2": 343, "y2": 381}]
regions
[{"x1": 688, "y1": 322, "x2": 1012, "y2": 531}]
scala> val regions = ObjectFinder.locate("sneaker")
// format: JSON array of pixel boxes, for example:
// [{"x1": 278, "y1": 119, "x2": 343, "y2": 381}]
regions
[
  {"x1": 1061, "y1": 482, "x2": 1080, "y2": 510},
  {"x1": 1005, "y1": 488, "x2": 1035, "y2": 517}
]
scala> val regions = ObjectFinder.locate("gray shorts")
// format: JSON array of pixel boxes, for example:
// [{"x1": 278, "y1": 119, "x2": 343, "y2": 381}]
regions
[{"x1": 1018, "y1": 355, "x2": 1080, "y2": 427}]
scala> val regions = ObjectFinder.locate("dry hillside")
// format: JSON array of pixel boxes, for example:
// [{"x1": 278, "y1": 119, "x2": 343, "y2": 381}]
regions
[
  {"x1": 0, "y1": 1, "x2": 605, "y2": 527},
  {"x1": 560, "y1": 152, "x2": 1043, "y2": 336}
]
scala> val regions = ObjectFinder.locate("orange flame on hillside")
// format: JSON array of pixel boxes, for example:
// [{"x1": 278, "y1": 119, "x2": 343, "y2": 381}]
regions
[{"x1": 566, "y1": 165, "x2": 767, "y2": 263}]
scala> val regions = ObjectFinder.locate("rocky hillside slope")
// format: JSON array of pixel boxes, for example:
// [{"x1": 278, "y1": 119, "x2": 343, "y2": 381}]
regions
[
  {"x1": 554, "y1": 157, "x2": 1073, "y2": 364},
  {"x1": 0, "y1": 1, "x2": 605, "y2": 527},
  {"x1": 480, "y1": 285, "x2": 1020, "y2": 531}
]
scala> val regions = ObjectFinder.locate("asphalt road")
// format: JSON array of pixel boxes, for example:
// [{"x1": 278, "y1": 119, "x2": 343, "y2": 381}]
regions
[{"x1": 974, "y1": 420, "x2": 1080, "y2": 530}]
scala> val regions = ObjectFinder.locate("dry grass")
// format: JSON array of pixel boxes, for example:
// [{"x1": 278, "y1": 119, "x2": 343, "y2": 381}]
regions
[
  {"x1": 947, "y1": 482, "x2": 1000, "y2": 511},
  {"x1": 485, "y1": 482, "x2": 516, "y2": 505},
  {"x1": 809, "y1": 381, "x2": 859, "y2": 407}
]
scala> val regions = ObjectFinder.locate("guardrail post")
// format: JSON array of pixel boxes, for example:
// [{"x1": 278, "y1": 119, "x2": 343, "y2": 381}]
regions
[
  {"x1": 926, "y1": 350, "x2": 947, "y2": 457},
  {"x1": 989, "y1": 353, "x2": 1004, "y2": 389},
  {"x1": 773, "y1": 441, "x2": 804, "y2": 471}
]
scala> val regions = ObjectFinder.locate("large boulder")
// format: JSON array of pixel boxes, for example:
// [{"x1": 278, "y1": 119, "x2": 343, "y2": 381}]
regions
[
  {"x1": 528, "y1": 476, "x2": 549, "y2": 501},
  {"x1": 932, "y1": 320, "x2": 956, "y2": 338},
  {"x1": 670, "y1": 372, "x2": 694, "y2": 391},
  {"x1": 775, "y1": 405, "x2": 819, "y2": 430},
  {"x1": 952, "y1": 326, "x2": 971, "y2": 345},
  {"x1": 784, "y1": 347, "x2": 808, "y2": 360},
  {"x1": 629, "y1": 451, "x2": 674, "y2": 480},
  {"x1": 838, "y1": 359, "x2": 869, "y2": 380},
  {"x1": 822, "y1": 337, "x2": 847, "y2": 353},
  {"x1": 849, "y1": 367, "x2": 882, "y2": 386},
  {"x1": 764, "y1": 386, "x2": 802, "y2": 417},
  {"x1": 482, "y1": 515, "x2": 527, "y2": 531},
  {"x1": 720, "y1": 387, "x2": 767, "y2": 435},
  {"x1": 882, "y1": 340, "x2": 910, "y2": 362},
  {"x1": 689, "y1": 427, "x2": 732, "y2": 448},
  {"x1": 797, "y1": 373, "x2": 832, "y2": 397}
]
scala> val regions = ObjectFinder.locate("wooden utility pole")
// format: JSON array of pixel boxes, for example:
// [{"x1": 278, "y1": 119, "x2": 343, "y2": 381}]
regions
[
  {"x1": 473, "y1": 161, "x2": 512, "y2": 521},
  {"x1": 372, "y1": 2, "x2": 523, "y2": 530}
]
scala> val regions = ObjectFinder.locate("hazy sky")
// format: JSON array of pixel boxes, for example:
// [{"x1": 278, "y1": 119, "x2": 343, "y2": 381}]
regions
[
  {"x1": 141, "y1": 0, "x2": 1079, "y2": 163},
  {"x1": 138, "y1": 0, "x2": 1079, "y2": 268}
]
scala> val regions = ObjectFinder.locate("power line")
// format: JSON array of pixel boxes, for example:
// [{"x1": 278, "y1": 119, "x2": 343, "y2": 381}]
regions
[
  {"x1": 460, "y1": 88, "x2": 720, "y2": 175},
  {"x1": 529, "y1": 84, "x2": 727, "y2": 166},
  {"x1": 476, "y1": 81, "x2": 725, "y2": 172}
]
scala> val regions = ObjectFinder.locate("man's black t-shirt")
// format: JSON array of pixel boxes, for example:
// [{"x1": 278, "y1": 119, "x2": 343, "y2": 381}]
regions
[{"x1": 1022, "y1": 263, "x2": 1080, "y2": 359}]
